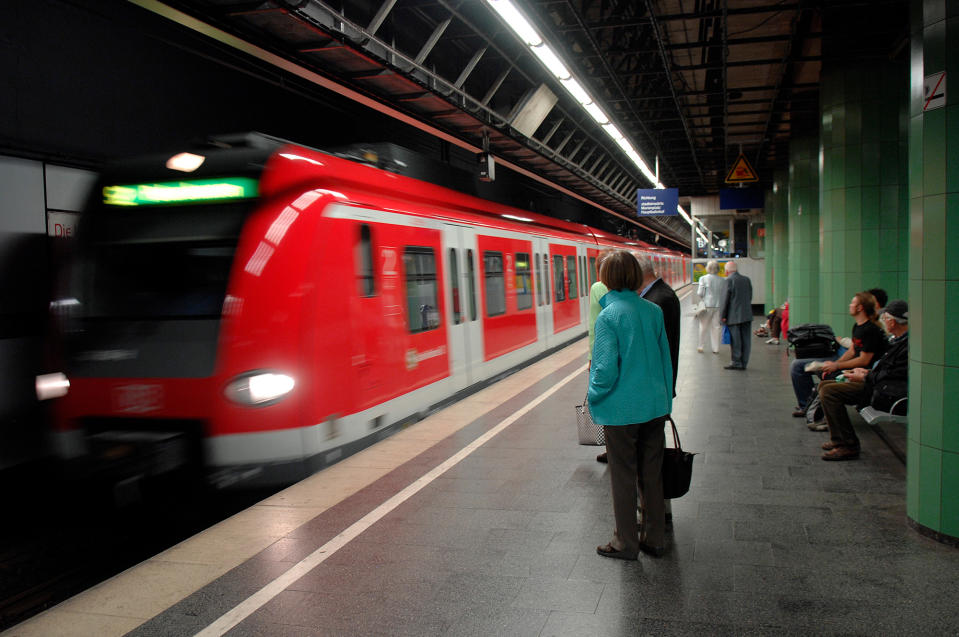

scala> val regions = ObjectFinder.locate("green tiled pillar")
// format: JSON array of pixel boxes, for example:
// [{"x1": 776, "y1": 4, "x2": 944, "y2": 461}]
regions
[
  {"x1": 764, "y1": 188, "x2": 775, "y2": 313},
  {"x1": 907, "y1": 0, "x2": 959, "y2": 545},
  {"x1": 771, "y1": 169, "x2": 790, "y2": 310},
  {"x1": 787, "y1": 136, "x2": 820, "y2": 325},
  {"x1": 819, "y1": 61, "x2": 909, "y2": 332}
]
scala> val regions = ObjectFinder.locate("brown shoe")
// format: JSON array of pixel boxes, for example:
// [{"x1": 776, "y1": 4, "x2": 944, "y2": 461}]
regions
[
  {"x1": 822, "y1": 440, "x2": 841, "y2": 450},
  {"x1": 596, "y1": 452, "x2": 608, "y2": 463},
  {"x1": 822, "y1": 446, "x2": 860, "y2": 461}
]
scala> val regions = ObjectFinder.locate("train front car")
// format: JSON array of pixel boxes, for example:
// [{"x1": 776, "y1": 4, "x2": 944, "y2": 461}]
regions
[{"x1": 50, "y1": 134, "x2": 322, "y2": 490}]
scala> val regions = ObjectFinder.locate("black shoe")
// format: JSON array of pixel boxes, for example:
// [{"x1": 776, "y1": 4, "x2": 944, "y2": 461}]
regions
[
  {"x1": 792, "y1": 407, "x2": 806, "y2": 417},
  {"x1": 597, "y1": 543, "x2": 637, "y2": 560},
  {"x1": 596, "y1": 452, "x2": 608, "y2": 463},
  {"x1": 723, "y1": 364, "x2": 743, "y2": 370},
  {"x1": 638, "y1": 543, "x2": 666, "y2": 558}
]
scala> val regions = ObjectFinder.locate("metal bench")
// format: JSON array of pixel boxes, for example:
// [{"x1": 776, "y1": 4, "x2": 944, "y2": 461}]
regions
[{"x1": 858, "y1": 397, "x2": 908, "y2": 426}]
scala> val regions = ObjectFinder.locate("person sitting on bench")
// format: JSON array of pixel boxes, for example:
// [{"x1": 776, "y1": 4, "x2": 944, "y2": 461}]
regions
[{"x1": 817, "y1": 300, "x2": 909, "y2": 461}]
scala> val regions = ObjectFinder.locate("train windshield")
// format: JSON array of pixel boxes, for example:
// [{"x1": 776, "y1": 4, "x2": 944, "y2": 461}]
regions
[{"x1": 75, "y1": 201, "x2": 251, "y2": 320}]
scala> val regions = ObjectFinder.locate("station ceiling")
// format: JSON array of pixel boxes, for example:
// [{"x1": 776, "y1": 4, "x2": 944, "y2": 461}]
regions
[{"x1": 136, "y1": 0, "x2": 909, "y2": 249}]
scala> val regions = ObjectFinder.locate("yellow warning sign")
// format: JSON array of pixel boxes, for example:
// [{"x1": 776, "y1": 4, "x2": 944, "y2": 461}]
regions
[{"x1": 725, "y1": 153, "x2": 759, "y2": 184}]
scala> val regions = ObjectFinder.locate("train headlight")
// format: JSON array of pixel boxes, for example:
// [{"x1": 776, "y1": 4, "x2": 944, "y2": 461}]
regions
[{"x1": 225, "y1": 372, "x2": 295, "y2": 406}]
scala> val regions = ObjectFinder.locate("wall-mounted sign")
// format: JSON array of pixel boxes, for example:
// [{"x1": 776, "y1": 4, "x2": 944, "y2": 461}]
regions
[
  {"x1": 924, "y1": 71, "x2": 946, "y2": 111},
  {"x1": 636, "y1": 188, "x2": 679, "y2": 216}
]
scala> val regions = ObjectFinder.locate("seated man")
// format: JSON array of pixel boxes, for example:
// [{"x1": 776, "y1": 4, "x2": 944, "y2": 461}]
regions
[
  {"x1": 791, "y1": 292, "x2": 886, "y2": 417},
  {"x1": 818, "y1": 300, "x2": 909, "y2": 461}
]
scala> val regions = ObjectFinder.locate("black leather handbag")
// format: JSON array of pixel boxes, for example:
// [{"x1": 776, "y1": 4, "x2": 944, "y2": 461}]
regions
[{"x1": 662, "y1": 416, "x2": 695, "y2": 499}]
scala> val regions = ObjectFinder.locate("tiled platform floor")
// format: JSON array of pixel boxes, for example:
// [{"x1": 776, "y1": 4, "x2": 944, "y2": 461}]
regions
[{"x1": 8, "y1": 305, "x2": 959, "y2": 636}]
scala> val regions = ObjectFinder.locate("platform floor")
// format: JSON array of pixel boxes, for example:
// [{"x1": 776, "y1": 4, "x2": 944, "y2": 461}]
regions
[{"x1": 7, "y1": 302, "x2": 959, "y2": 636}]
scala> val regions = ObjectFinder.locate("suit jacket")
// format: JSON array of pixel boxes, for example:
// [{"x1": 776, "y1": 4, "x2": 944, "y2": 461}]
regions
[
  {"x1": 720, "y1": 271, "x2": 753, "y2": 325},
  {"x1": 642, "y1": 278, "x2": 680, "y2": 397}
]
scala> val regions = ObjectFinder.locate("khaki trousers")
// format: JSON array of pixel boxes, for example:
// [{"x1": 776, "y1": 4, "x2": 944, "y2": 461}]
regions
[{"x1": 604, "y1": 417, "x2": 667, "y2": 552}]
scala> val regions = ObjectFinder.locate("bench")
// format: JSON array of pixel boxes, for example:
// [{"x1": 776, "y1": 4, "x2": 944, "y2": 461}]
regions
[
  {"x1": 858, "y1": 397, "x2": 907, "y2": 463},
  {"x1": 858, "y1": 397, "x2": 908, "y2": 426}
]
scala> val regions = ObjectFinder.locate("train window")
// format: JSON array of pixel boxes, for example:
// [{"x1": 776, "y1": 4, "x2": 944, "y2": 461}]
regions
[
  {"x1": 515, "y1": 252, "x2": 532, "y2": 310},
  {"x1": 534, "y1": 252, "x2": 542, "y2": 306},
  {"x1": 483, "y1": 251, "x2": 506, "y2": 317},
  {"x1": 449, "y1": 248, "x2": 461, "y2": 324},
  {"x1": 543, "y1": 254, "x2": 551, "y2": 305},
  {"x1": 402, "y1": 247, "x2": 439, "y2": 333},
  {"x1": 566, "y1": 255, "x2": 578, "y2": 299},
  {"x1": 552, "y1": 255, "x2": 565, "y2": 302},
  {"x1": 589, "y1": 256, "x2": 596, "y2": 286},
  {"x1": 356, "y1": 224, "x2": 375, "y2": 297},
  {"x1": 580, "y1": 256, "x2": 587, "y2": 295},
  {"x1": 466, "y1": 249, "x2": 477, "y2": 321}
]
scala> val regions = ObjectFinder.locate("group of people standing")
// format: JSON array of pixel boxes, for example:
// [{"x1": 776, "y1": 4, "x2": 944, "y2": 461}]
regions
[
  {"x1": 693, "y1": 259, "x2": 754, "y2": 369},
  {"x1": 585, "y1": 251, "x2": 753, "y2": 559}
]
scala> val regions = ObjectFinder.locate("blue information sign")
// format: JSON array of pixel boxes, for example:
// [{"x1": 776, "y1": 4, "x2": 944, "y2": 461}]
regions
[{"x1": 636, "y1": 188, "x2": 679, "y2": 216}]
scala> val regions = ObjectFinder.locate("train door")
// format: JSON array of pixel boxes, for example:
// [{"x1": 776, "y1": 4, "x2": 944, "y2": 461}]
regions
[
  {"x1": 533, "y1": 237, "x2": 553, "y2": 349},
  {"x1": 442, "y1": 224, "x2": 482, "y2": 390}
]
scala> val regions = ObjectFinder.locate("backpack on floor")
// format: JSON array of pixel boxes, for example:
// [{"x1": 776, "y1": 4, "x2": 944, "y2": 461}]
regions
[
  {"x1": 805, "y1": 387, "x2": 825, "y2": 426},
  {"x1": 787, "y1": 323, "x2": 838, "y2": 359}
]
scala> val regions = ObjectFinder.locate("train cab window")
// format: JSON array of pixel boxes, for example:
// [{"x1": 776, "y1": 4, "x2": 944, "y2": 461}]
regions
[
  {"x1": 466, "y1": 249, "x2": 477, "y2": 321},
  {"x1": 552, "y1": 255, "x2": 565, "y2": 302},
  {"x1": 449, "y1": 248, "x2": 462, "y2": 324},
  {"x1": 543, "y1": 254, "x2": 551, "y2": 305},
  {"x1": 588, "y1": 256, "x2": 596, "y2": 286},
  {"x1": 566, "y1": 255, "x2": 578, "y2": 299},
  {"x1": 356, "y1": 224, "x2": 375, "y2": 297},
  {"x1": 402, "y1": 247, "x2": 439, "y2": 333},
  {"x1": 515, "y1": 252, "x2": 532, "y2": 311},
  {"x1": 484, "y1": 251, "x2": 506, "y2": 317}
]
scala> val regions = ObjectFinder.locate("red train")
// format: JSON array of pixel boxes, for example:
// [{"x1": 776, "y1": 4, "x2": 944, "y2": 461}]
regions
[{"x1": 48, "y1": 133, "x2": 689, "y2": 488}]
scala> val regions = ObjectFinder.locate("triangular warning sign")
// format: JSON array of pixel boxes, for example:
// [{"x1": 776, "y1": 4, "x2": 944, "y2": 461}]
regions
[{"x1": 725, "y1": 153, "x2": 759, "y2": 183}]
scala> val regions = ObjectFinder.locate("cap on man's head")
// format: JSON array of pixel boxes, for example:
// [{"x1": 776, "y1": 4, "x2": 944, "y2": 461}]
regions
[{"x1": 882, "y1": 299, "x2": 908, "y2": 322}]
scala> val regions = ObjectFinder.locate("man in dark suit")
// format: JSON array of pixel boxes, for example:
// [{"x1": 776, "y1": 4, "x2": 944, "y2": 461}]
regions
[
  {"x1": 720, "y1": 260, "x2": 753, "y2": 370},
  {"x1": 637, "y1": 255, "x2": 680, "y2": 396}
]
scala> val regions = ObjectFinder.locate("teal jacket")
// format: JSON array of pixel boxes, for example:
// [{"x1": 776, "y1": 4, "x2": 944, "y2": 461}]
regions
[{"x1": 588, "y1": 289, "x2": 673, "y2": 426}]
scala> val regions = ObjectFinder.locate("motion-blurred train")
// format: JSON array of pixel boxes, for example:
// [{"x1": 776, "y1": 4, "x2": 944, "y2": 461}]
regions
[{"x1": 46, "y1": 133, "x2": 689, "y2": 488}]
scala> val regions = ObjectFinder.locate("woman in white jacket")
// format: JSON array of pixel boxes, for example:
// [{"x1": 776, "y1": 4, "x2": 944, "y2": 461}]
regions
[{"x1": 696, "y1": 260, "x2": 724, "y2": 353}]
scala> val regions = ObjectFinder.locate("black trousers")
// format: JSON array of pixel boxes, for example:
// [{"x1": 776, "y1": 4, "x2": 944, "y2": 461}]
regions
[{"x1": 604, "y1": 417, "x2": 667, "y2": 552}]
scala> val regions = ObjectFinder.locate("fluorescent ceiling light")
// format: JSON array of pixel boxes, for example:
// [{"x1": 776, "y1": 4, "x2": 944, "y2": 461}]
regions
[
  {"x1": 530, "y1": 44, "x2": 570, "y2": 79},
  {"x1": 559, "y1": 77, "x2": 591, "y2": 105},
  {"x1": 485, "y1": 0, "x2": 702, "y2": 234},
  {"x1": 487, "y1": 0, "x2": 541, "y2": 46},
  {"x1": 582, "y1": 101, "x2": 609, "y2": 124},
  {"x1": 601, "y1": 122, "x2": 625, "y2": 141}
]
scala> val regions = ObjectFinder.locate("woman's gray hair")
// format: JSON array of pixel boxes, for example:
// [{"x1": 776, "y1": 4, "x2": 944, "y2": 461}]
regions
[{"x1": 706, "y1": 260, "x2": 719, "y2": 274}]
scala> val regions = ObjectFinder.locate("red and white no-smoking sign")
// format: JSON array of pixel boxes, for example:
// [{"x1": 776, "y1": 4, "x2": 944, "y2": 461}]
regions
[{"x1": 924, "y1": 71, "x2": 946, "y2": 111}]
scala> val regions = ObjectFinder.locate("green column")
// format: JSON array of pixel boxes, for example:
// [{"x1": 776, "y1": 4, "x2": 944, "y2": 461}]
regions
[
  {"x1": 819, "y1": 61, "x2": 909, "y2": 331},
  {"x1": 771, "y1": 169, "x2": 790, "y2": 310},
  {"x1": 764, "y1": 187, "x2": 775, "y2": 313},
  {"x1": 787, "y1": 136, "x2": 820, "y2": 325},
  {"x1": 907, "y1": 0, "x2": 959, "y2": 544}
]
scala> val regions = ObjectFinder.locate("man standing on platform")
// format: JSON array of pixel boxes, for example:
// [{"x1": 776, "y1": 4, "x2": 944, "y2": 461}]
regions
[
  {"x1": 720, "y1": 260, "x2": 753, "y2": 370},
  {"x1": 636, "y1": 254, "x2": 681, "y2": 395}
]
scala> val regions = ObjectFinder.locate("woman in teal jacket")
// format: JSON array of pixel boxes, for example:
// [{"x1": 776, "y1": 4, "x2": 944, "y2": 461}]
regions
[{"x1": 588, "y1": 250, "x2": 673, "y2": 559}]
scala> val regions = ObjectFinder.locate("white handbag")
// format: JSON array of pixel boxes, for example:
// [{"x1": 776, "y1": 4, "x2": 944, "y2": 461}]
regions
[
  {"x1": 688, "y1": 301, "x2": 707, "y2": 318},
  {"x1": 575, "y1": 391, "x2": 605, "y2": 446}
]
